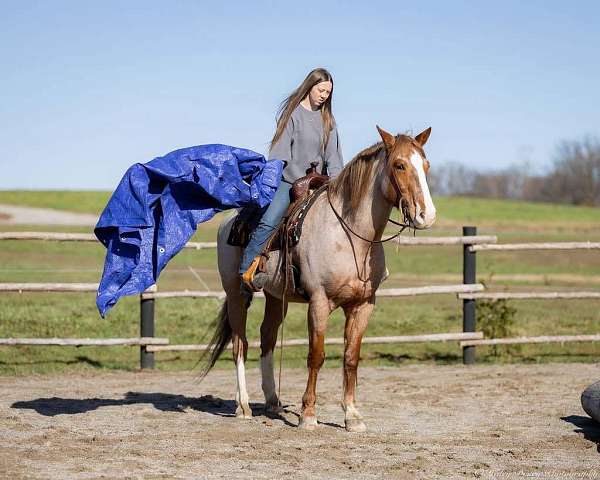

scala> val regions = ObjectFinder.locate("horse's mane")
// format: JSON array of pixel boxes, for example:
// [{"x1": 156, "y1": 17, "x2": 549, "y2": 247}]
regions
[
  {"x1": 329, "y1": 134, "x2": 423, "y2": 215},
  {"x1": 328, "y1": 140, "x2": 386, "y2": 214}
]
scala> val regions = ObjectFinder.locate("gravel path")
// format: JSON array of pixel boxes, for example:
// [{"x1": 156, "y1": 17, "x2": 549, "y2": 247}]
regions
[
  {"x1": 0, "y1": 204, "x2": 97, "y2": 226},
  {"x1": 1, "y1": 363, "x2": 599, "y2": 479}
]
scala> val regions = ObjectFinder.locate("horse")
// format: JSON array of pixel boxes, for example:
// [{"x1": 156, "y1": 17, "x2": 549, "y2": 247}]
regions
[{"x1": 202, "y1": 125, "x2": 436, "y2": 432}]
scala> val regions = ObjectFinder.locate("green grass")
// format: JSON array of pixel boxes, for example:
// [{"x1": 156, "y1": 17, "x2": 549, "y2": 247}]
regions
[
  {"x1": 0, "y1": 191, "x2": 599, "y2": 375},
  {"x1": 0, "y1": 190, "x2": 111, "y2": 214},
  {"x1": 2, "y1": 190, "x2": 599, "y2": 230},
  {"x1": 1, "y1": 291, "x2": 599, "y2": 375},
  {"x1": 1, "y1": 228, "x2": 599, "y2": 375},
  {"x1": 434, "y1": 196, "x2": 600, "y2": 229}
]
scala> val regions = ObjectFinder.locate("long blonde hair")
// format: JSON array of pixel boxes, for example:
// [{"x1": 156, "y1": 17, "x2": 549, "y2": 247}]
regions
[{"x1": 271, "y1": 68, "x2": 335, "y2": 153}]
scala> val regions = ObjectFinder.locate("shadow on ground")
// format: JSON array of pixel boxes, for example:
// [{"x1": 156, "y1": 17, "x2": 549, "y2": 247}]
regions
[
  {"x1": 562, "y1": 415, "x2": 600, "y2": 453},
  {"x1": 11, "y1": 392, "x2": 298, "y2": 427},
  {"x1": 0, "y1": 356, "x2": 105, "y2": 368},
  {"x1": 367, "y1": 351, "x2": 461, "y2": 364}
]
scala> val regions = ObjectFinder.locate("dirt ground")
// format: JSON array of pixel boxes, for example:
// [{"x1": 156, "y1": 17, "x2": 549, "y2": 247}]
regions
[{"x1": 1, "y1": 363, "x2": 599, "y2": 479}]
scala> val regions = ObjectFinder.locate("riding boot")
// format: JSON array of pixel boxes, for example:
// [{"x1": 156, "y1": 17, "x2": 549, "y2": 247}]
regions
[{"x1": 241, "y1": 256, "x2": 267, "y2": 292}]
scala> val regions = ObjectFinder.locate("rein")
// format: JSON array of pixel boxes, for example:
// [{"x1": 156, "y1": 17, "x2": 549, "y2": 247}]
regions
[
  {"x1": 325, "y1": 186, "x2": 412, "y2": 246},
  {"x1": 325, "y1": 168, "x2": 414, "y2": 284}
]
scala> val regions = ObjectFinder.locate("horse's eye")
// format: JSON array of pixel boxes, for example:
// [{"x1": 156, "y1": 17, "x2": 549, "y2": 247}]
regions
[{"x1": 396, "y1": 164, "x2": 405, "y2": 171}]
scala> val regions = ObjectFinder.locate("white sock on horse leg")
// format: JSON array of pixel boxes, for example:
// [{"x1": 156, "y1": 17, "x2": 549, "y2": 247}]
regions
[
  {"x1": 261, "y1": 351, "x2": 277, "y2": 404},
  {"x1": 343, "y1": 402, "x2": 363, "y2": 420},
  {"x1": 235, "y1": 355, "x2": 250, "y2": 413}
]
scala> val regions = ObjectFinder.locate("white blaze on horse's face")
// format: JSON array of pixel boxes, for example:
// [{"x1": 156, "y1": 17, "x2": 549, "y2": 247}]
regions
[
  {"x1": 410, "y1": 150, "x2": 436, "y2": 229},
  {"x1": 377, "y1": 126, "x2": 436, "y2": 229}
]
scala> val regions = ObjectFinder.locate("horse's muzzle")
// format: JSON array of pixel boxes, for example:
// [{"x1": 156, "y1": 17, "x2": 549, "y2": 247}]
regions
[{"x1": 412, "y1": 204, "x2": 436, "y2": 229}]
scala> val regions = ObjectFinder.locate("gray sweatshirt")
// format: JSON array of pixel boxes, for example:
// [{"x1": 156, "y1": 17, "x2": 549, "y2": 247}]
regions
[{"x1": 269, "y1": 105, "x2": 344, "y2": 183}]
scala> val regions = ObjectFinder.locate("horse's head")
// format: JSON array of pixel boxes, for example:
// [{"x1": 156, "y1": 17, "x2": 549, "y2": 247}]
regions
[{"x1": 376, "y1": 126, "x2": 436, "y2": 229}]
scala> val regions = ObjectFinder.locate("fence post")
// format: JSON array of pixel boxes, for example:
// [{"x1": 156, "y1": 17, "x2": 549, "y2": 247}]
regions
[
  {"x1": 140, "y1": 296, "x2": 155, "y2": 369},
  {"x1": 462, "y1": 226, "x2": 477, "y2": 365}
]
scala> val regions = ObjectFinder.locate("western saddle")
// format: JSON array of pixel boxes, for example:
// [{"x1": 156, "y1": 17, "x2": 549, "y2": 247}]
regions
[{"x1": 228, "y1": 162, "x2": 330, "y2": 295}]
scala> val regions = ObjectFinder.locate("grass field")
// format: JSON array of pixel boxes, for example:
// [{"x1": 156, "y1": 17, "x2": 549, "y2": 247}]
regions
[
  {"x1": 0, "y1": 191, "x2": 599, "y2": 375},
  {"x1": 1, "y1": 190, "x2": 600, "y2": 230},
  {"x1": 0, "y1": 190, "x2": 111, "y2": 215}
]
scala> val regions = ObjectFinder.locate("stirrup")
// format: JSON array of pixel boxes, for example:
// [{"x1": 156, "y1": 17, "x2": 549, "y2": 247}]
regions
[{"x1": 241, "y1": 256, "x2": 263, "y2": 292}]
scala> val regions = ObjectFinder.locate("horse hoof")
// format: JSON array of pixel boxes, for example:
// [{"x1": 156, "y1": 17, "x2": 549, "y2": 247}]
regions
[
  {"x1": 298, "y1": 416, "x2": 318, "y2": 430},
  {"x1": 345, "y1": 418, "x2": 367, "y2": 433},
  {"x1": 265, "y1": 402, "x2": 284, "y2": 415},
  {"x1": 235, "y1": 405, "x2": 253, "y2": 419}
]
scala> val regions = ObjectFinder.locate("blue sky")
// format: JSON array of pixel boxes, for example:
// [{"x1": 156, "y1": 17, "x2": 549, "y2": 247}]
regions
[{"x1": 1, "y1": 0, "x2": 599, "y2": 189}]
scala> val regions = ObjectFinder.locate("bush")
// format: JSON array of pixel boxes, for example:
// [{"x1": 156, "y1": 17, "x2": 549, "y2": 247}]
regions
[{"x1": 477, "y1": 299, "x2": 517, "y2": 357}]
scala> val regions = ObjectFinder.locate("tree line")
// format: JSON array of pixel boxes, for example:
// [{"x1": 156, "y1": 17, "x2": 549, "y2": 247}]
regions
[{"x1": 429, "y1": 136, "x2": 600, "y2": 206}]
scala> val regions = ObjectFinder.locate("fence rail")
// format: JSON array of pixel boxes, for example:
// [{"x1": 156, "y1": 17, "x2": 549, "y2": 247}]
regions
[
  {"x1": 147, "y1": 332, "x2": 484, "y2": 352},
  {"x1": 0, "y1": 231, "x2": 498, "y2": 248},
  {"x1": 0, "y1": 283, "x2": 157, "y2": 293},
  {"x1": 460, "y1": 334, "x2": 600, "y2": 347},
  {"x1": 0, "y1": 337, "x2": 168, "y2": 346},
  {"x1": 458, "y1": 291, "x2": 600, "y2": 300},
  {"x1": 0, "y1": 282, "x2": 99, "y2": 292},
  {"x1": 470, "y1": 242, "x2": 600, "y2": 252},
  {"x1": 0, "y1": 232, "x2": 216, "y2": 249},
  {"x1": 394, "y1": 235, "x2": 497, "y2": 246},
  {"x1": 0, "y1": 232, "x2": 97, "y2": 242},
  {"x1": 2, "y1": 229, "x2": 598, "y2": 368},
  {"x1": 140, "y1": 284, "x2": 484, "y2": 300}
]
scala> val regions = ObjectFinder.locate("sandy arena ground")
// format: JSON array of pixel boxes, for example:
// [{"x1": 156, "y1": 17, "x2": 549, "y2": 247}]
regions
[{"x1": 1, "y1": 363, "x2": 599, "y2": 479}]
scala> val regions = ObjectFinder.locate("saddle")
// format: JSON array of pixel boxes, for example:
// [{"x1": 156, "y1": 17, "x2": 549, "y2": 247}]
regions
[
  {"x1": 228, "y1": 161, "x2": 329, "y2": 249},
  {"x1": 228, "y1": 162, "x2": 329, "y2": 297}
]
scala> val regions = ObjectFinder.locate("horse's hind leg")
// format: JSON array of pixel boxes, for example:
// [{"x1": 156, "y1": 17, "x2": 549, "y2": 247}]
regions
[
  {"x1": 299, "y1": 292, "x2": 330, "y2": 430},
  {"x1": 260, "y1": 292, "x2": 287, "y2": 414},
  {"x1": 341, "y1": 299, "x2": 374, "y2": 432},
  {"x1": 228, "y1": 292, "x2": 253, "y2": 419}
]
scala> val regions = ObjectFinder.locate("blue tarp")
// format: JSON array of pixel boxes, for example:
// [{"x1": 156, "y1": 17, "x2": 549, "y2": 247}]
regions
[{"x1": 95, "y1": 144, "x2": 283, "y2": 317}]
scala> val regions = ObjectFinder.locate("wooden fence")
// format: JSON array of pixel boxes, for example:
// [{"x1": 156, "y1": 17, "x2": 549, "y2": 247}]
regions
[
  {"x1": 1, "y1": 227, "x2": 599, "y2": 367},
  {"x1": 457, "y1": 227, "x2": 600, "y2": 363}
]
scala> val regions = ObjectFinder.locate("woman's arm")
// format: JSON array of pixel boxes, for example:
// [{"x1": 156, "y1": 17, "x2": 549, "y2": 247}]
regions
[{"x1": 325, "y1": 127, "x2": 344, "y2": 178}]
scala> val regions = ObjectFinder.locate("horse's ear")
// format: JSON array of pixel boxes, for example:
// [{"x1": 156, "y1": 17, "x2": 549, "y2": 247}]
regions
[
  {"x1": 415, "y1": 127, "x2": 432, "y2": 147},
  {"x1": 376, "y1": 125, "x2": 395, "y2": 152}
]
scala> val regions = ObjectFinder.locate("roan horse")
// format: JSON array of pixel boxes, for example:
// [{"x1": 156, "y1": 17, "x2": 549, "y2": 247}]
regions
[{"x1": 202, "y1": 126, "x2": 436, "y2": 432}]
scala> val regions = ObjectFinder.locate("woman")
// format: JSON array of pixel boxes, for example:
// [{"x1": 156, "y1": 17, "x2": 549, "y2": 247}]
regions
[{"x1": 240, "y1": 67, "x2": 344, "y2": 289}]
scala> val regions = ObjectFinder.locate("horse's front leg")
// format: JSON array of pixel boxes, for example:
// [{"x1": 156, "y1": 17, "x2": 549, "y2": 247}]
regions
[
  {"x1": 299, "y1": 292, "x2": 330, "y2": 430},
  {"x1": 228, "y1": 295, "x2": 252, "y2": 419},
  {"x1": 342, "y1": 298, "x2": 374, "y2": 432}
]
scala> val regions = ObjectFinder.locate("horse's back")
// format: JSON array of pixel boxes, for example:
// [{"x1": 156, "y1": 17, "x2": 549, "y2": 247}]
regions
[{"x1": 217, "y1": 213, "x2": 242, "y2": 291}]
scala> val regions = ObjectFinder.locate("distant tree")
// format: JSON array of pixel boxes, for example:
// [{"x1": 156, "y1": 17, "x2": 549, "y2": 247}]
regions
[
  {"x1": 538, "y1": 137, "x2": 600, "y2": 206},
  {"x1": 470, "y1": 173, "x2": 507, "y2": 198},
  {"x1": 428, "y1": 162, "x2": 474, "y2": 196},
  {"x1": 472, "y1": 162, "x2": 531, "y2": 200},
  {"x1": 520, "y1": 175, "x2": 546, "y2": 202},
  {"x1": 430, "y1": 136, "x2": 600, "y2": 206}
]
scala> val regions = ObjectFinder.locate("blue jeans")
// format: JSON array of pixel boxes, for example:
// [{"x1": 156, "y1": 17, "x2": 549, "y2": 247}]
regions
[{"x1": 239, "y1": 180, "x2": 292, "y2": 274}]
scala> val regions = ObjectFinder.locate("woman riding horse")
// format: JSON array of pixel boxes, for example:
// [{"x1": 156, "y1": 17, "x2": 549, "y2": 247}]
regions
[
  {"x1": 205, "y1": 114, "x2": 436, "y2": 431},
  {"x1": 240, "y1": 67, "x2": 344, "y2": 291}
]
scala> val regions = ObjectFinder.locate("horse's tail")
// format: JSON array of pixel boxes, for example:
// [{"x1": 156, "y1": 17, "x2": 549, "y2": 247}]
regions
[{"x1": 199, "y1": 299, "x2": 232, "y2": 379}]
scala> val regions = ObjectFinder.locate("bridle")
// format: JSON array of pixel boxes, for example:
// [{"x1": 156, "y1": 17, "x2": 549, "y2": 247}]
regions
[
  {"x1": 325, "y1": 155, "x2": 417, "y2": 246},
  {"x1": 326, "y1": 188, "x2": 412, "y2": 245},
  {"x1": 325, "y1": 153, "x2": 424, "y2": 284}
]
